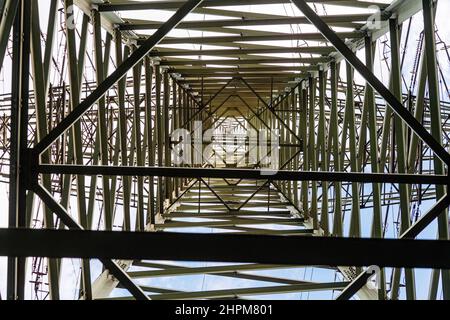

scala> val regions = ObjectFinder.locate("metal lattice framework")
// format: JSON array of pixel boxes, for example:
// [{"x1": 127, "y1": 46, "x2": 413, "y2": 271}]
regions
[{"x1": 1, "y1": 0, "x2": 450, "y2": 300}]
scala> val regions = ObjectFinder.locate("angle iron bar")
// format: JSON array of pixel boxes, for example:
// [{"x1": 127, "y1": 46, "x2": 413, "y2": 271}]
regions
[
  {"x1": 337, "y1": 194, "x2": 450, "y2": 300},
  {"x1": 31, "y1": 183, "x2": 149, "y2": 300},
  {"x1": 33, "y1": 0, "x2": 205, "y2": 156},
  {"x1": 35, "y1": 166, "x2": 449, "y2": 186},
  {"x1": 2, "y1": 228, "x2": 450, "y2": 269},
  {"x1": 289, "y1": 0, "x2": 450, "y2": 166}
]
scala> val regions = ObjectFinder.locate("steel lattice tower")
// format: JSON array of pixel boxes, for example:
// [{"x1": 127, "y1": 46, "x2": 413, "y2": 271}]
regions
[{"x1": 1, "y1": 0, "x2": 450, "y2": 300}]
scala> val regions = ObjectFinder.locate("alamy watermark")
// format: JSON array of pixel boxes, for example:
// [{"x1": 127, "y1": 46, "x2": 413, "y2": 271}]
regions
[
  {"x1": 366, "y1": 265, "x2": 381, "y2": 290},
  {"x1": 66, "y1": 5, "x2": 76, "y2": 30},
  {"x1": 367, "y1": 5, "x2": 383, "y2": 31},
  {"x1": 171, "y1": 121, "x2": 280, "y2": 175}
]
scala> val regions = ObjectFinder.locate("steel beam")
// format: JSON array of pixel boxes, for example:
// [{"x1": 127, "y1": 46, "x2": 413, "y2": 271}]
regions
[
  {"x1": 98, "y1": 0, "x2": 390, "y2": 11},
  {"x1": 115, "y1": 29, "x2": 132, "y2": 231},
  {"x1": 31, "y1": 0, "x2": 60, "y2": 299},
  {"x1": 365, "y1": 36, "x2": 385, "y2": 299},
  {"x1": 3, "y1": 228, "x2": 450, "y2": 269},
  {"x1": 7, "y1": 0, "x2": 29, "y2": 300},
  {"x1": 149, "y1": 46, "x2": 334, "y2": 57},
  {"x1": 34, "y1": 0, "x2": 205, "y2": 156},
  {"x1": 158, "y1": 32, "x2": 363, "y2": 45},
  {"x1": 389, "y1": 17, "x2": 415, "y2": 300},
  {"x1": 0, "y1": 0, "x2": 18, "y2": 69},
  {"x1": 162, "y1": 57, "x2": 329, "y2": 66},
  {"x1": 329, "y1": 62, "x2": 342, "y2": 236},
  {"x1": 31, "y1": 183, "x2": 149, "y2": 300},
  {"x1": 422, "y1": 0, "x2": 450, "y2": 299},
  {"x1": 289, "y1": 0, "x2": 450, "y2": 166},
  {"x1": 337, "y1": 194, "x2": 450, "y2": 300},
  {"x1": 120, "y1": 14, "x2": 373, "y2": 30},
  {"x1": 36, "y1": 165, "x2": 448, "y2": 185}
]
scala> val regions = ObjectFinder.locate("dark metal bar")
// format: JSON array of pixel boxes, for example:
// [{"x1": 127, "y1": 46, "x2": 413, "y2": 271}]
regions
[
  {"x1": 163, "y1": 71, "x2": 171, "y2": 202},
  {"x1": 31, "y1": 183, "x2": 149, "y2": 300},
  {"x1": 155, "y1": 64, "x2": 164, "y2": 214},
  {"x1": 289, "y1": 0, "x2": 450, "y2": 166},
  {"x1": 402, "y1": 195, "x2": 450, "y2": 239},
  {"x1": 7, "y1": 0, "x2": 30, "y2": 300},
  {"x1": 337, "y1": 194, "x2": 450, "y2": 300},
  {"x1": 36, "y1": 165, "x2": 448, "y2": 185},
  {"x1": 119, "y1": 14, "x2": 373, "y2": 30},
  {"x1": 149, "y1": 46, "x2": 334, "y2": 57},
  {"x1": 98, "y1": 0, "x2": 389, "y2": 11},
  {"x1": 0, "y1": 0, "x2": 19, "y2": 68},
  {"x1": 158, "y1": 32, "x2": 363, "y2": 44},
  {"x1": 335, "y1": 271, "x2": 372, "y2": 300},
  {"x1": 33, "y1": 0, "x2": 205, "y2": 156},
  {"x1": 161, "y1": 57, "x2": 329, "y2": 66},
  {"x1": 144, "y1": 56, "x2": 155, "y2": 225},
  {"x1": 2, "y1": 228, "x2": 450, "y2": 269},
  {"x1": 422, "y1": 0, "x2": 450, "y2": 300}
]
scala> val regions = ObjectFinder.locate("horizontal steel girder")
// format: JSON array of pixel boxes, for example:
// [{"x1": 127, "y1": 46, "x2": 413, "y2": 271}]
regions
[
  {"x1": 119, "y1": 14, "x2": 376, "y2": 30},
  {"x1": 2, "y1": 228, "x2": 450, "y2": 269},
  {"x1": 148, "y1": 46, "x2": 334, "y2": 56},
  {"x1": 36, "y1": 165, "x2": 449, "y2": 185},
  {"x1": 157, "y1": 32, "x2": 364, "y2": 45},
  {"x1": 161, "y1": 57, "x2": 330, "y2": 66},
  {"x1": 98, "y1": 0, "x2": 390, "y2": 11}
]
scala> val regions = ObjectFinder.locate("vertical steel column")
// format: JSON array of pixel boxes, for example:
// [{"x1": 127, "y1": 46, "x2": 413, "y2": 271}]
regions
[
  {"x1": 289, "y1": 95, "x2": 294, "y2": 199},
  {"x1": 178, "y1": 84, "x2": 183, "y2": 187},
  {"x1": 31, "y1": 0, "x2": 60, "y2": 299},
  {"x1": 63, "y1": 0, "x2": 89, "y2": 299},
  {"x1": 155, "y1": 64, "x2": 164, "y2": 213},
  {"x1": 287, "y1": 96, "x2": 292, "y2": 199},
  {"x1": 104, "y1": 33, "x2": 122, "y2": 218},
  {"x1": 281, "y1": 99, "x2": 287, "y2": 194},
  {"x1": 132, "y1": 46, "x2": 145, "y2": 231},
  {"x1": 115, "y1": 29, "x2": 131, "y2": 231},
  {"x1": 317, "y1": 70, "x2": 329, "y2": 234},
  {"x1": 299, "y1": 86, "x2": 309, "y2": 219},
  {"x1": 422, "y1": 0, "x2": 450, "y2": 300},
  {"x1": 308, "y1": 77, "x2": 318, "y2": 229},
  {"x1": 183, "y1": 90, "x2": 188, "y2": 185},
  {"x1": 92, "y1": 9, "x2": 113, "y2": 230},
  {"x1": 329, "y1": 62, "x2": 343, "y2": 236},
  {"x1": 292, "y1": 90, "x2": 299, "y2": 208},
  {"x1": 342, "y1": 63, "x2": 360, "y2": 238},
  {"x1": 7, "y1": 0, "x2": 29, "y2": 300},
  {"x1": 163, "y1": 71, "x2": 172, "y2": 201},
  {"x1": 173, "y1": 79, "x2": 179, "y2": 197},
  {"x1": 144, "y1": 57, "x2": 155, "y2": 226},
  {"x1": 58, "y1": 12, "x2": 88, "y2": 221},
  {"x1": 389, "y1": 18, "x2": 416, "y2": 300},
  {"x1": 365, "y1": 36, "x2": 386, "y2": 299}
]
